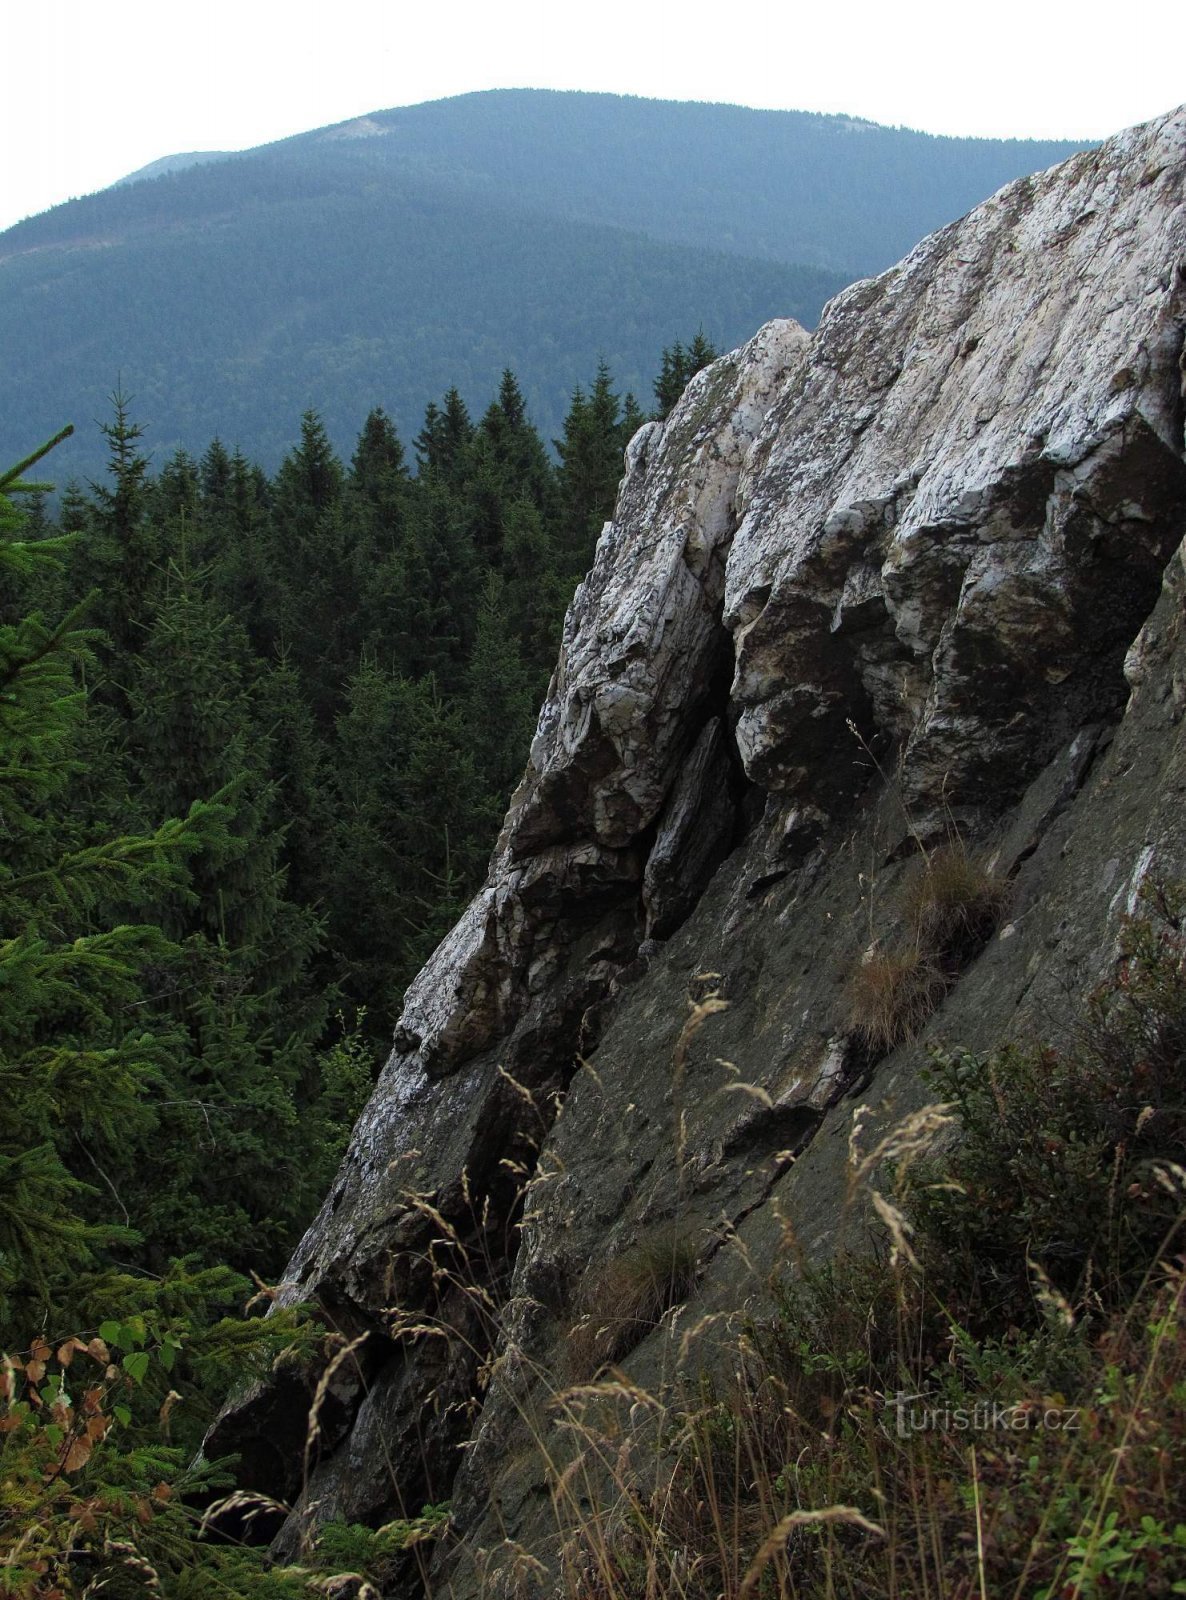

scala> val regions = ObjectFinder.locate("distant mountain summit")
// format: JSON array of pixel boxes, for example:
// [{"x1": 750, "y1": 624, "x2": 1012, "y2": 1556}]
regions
[
  {"x1": 0, "y1": 89, "x2": 1090, "y2": 484},
  {"x1": 112, "y1": 151, "x2": 231, "y2": 186},
  {"x1": 267, "y1": 89, "x2": 1088, "y2": 277}
]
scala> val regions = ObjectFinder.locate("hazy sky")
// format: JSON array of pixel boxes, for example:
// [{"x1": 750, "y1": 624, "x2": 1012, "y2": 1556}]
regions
[{"x1": 6, "y1": 0, "x2": 1183, "y2": 234}]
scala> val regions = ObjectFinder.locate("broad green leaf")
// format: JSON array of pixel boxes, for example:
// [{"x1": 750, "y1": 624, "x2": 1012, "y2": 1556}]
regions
[{"x1": 122, "y1": 1351, "x2": 150, "y2": 1385}]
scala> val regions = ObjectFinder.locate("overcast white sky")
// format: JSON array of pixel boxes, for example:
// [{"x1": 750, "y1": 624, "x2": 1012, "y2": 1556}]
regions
[{"x1": 6, "y1": 0, "x2": 1183, "y2": 234}]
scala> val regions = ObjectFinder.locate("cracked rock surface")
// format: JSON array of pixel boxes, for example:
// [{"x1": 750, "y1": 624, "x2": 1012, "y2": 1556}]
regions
[{"x1": 207, "y1": 106, "x2": 1186, "y2": 1594}]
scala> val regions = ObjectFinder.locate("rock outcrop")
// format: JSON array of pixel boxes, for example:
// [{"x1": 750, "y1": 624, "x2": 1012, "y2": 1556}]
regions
[{"x1": 208, "y1": 106, "x2": 1186, "y2": 1596}]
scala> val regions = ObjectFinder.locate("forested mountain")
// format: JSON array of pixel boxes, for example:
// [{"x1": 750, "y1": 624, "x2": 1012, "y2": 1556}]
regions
[
  {"x1": 266, "y1": 90, "x2": 1087, "y2": 276},
  {"x1": 111, "y1": 151, "x2": 228, "y2": 186},
  {"x1": 0, "y1": 89, "x2": 1087, "y2": 487}
]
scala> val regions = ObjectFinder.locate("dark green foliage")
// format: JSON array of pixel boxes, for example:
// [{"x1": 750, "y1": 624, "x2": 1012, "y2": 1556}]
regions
[
  {"x1": 501, "y1": 499, "x2": 572, "y2": 686},
  {"x1": 323, "y1": 664, "x2": 494, "y2": 1023},
  {"x1": 912, "y1": 879, "x2": 1186, "y2": 1325},
  {"x1": 415, "y1": 388, "x2": 474, "y2": 481},
  {"x1": 71, "y1": 390, "x2": 158, "y2": 700},
  {"x1": 465, "y1": 574, "x2": 538, "y2": 799},
  {"x1": 264, "y1": 412, "x2": 356, "y2": 713},
  {"x1": 0, "y1": 418, "x2": 362, "y2": 1310},
  {"x1": 386, "y1": 478, "x2": 481, "y2": 687},
  {"x1": 0, "y1": 430, "x2": 217, "y2": 1332},
  {"x1": 0, "y1": 426, "x2": 384, "y2": 1598},
  {"x1": 652, "y1": 332, "x2": 720, "y2": 420},
  {"x1": 555, "y1": 359, "x2": 639, "y2": 571},
  {"x1": 0, "y1": 350, "x2": 666, "y2": 1314},
  {"x1": 53, "y1": 366, "x2": 649, "y2": 1059},
  {"x1": 348, "y1": 405, "x2": 408, "y2": 571},
  {"x1": 0, "y1": 346, "x2": 681, "y2": 1589}
]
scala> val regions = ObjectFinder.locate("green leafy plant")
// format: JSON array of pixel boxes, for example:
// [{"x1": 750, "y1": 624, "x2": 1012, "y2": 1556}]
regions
[{"x1": 308, "y1": 1506, "x2": 451, "y2": 1592}]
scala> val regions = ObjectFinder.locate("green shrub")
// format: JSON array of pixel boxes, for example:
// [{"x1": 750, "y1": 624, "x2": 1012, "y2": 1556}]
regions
[
  {"x1": 913, "y1": 880, "x2": 1186, "y2": 1325},
  {"x1": 308, "y1": 1506, "x2": 450, "y2": 1590}
]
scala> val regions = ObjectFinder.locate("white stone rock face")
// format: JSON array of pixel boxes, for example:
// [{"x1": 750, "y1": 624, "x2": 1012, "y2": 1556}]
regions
[
  {"x1": 390, "y1": 107, "x2": 1186, "y2": 1083},
  {"x1": 390, "y1": 316, "x2": 812, "y2": 1077},
  {"x1": 726, "y1": 116, "x2": 1186, "y2": 817}
]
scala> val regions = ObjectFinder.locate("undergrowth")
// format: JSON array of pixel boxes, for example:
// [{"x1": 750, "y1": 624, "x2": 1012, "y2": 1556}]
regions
[{"x1": 0, "y1": 1278, "x2": 447, "y2": 1599}]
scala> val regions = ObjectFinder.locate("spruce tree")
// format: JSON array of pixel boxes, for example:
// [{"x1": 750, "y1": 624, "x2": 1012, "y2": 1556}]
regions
[
  {"x1": 75, "y1": 390, "x2": 159, "y2": 707},
  {"x1": 652, "y1": 331, "x2": 720, "y2": 419},
  {"x1": 0, "y1": 441, "x2": 361, "y2": 1600},
  {"x1": 350, "y1": 406, "x2": 408, "y2": 536},
  {"x1": 465, "y1": 573, "x2": 537, "y2": 798},
  {"x1": 385, "y1": 481, "x2": 480, "y2": 689},
  {"x1": 653, "y1": 339, "x2": 688, "y2": 420},
  {"x1": 555, "y1": 359, "x2": 635, "y2": 573},
  {"x1": 478, "y1": 368, "x2": 555, "y2": 518},
  {"x1": 199, "y1": 436, "x2": 233, "y2": 510},
  {"x1": 119, "y1": 542, "x2": 332, "y2": 1270},
  {"x1": 325, "y1": 665, "x2": 491, "y2": 1027},
  {"x1": 414, "y1": 388, "x2": 473, "y2": 481},
  {"x1": 348, "y1": 408, "x2": 411, "y2": 647},
  {"x1": 0, "y1": 431, "x2": 212, "y2": 1333},
  {"x1": 272, "y1": 409, "x2": 344, "y2": 522},
  {"x1": 208, "y1": 446, "x2": 272, "y2": 647},
  {"x1": 252, "y1": 650, "x2": 332, "y2": 929},
  {"x1": 266, "y1": 412, "x2": 359, "y2": 720},
  {"x1": 155, "y1": 447, "x2": 201, "y2": 527},
  {"x1": 502, "y1": 499, "x2": 569, "y2": 684}
]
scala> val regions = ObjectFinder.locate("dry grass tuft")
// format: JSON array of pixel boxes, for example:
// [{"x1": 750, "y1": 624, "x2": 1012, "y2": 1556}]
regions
[
  {"x1": 848, "y1": 943, "x2": 948, "y2": 1050},
  {"x1": 849, "y1": 841, "x2": 1008, "y2": 1051},
  {"x1": 564, "y1": 1232, "x2": 700, "y2": 1377},
  {"x1": 902, "y1": 842, "x2": 1010, "y2": 957}
]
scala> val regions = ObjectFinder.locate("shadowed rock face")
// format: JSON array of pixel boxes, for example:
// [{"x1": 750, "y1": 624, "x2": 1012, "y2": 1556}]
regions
[{"x1": 207, "y1": 106, "x2": 1186, "y2": 1591}]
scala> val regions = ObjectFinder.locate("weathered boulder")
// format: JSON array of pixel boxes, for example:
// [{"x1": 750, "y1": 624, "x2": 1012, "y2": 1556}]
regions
[{"x1": 207, "y1": 105, "x2": 1186, "y2": 1595}]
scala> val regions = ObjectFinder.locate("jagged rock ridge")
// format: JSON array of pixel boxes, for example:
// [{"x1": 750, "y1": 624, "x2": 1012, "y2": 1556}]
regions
[{"x1": 208, "y1": 106, "x2": 1186, "y2": 1596}]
